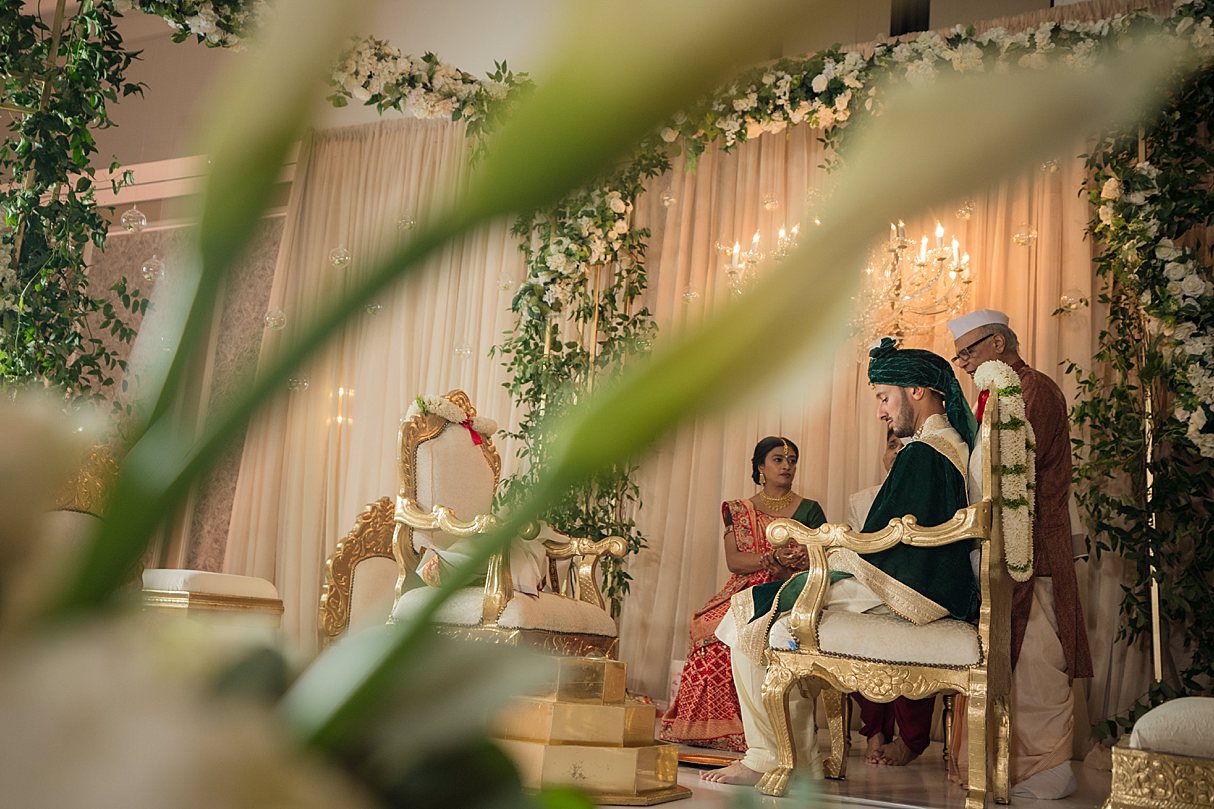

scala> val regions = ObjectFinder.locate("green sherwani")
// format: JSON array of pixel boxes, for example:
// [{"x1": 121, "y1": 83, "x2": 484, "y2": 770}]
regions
[{"x1": 743, "y1": 414, "x2": 978, "y2": 630}]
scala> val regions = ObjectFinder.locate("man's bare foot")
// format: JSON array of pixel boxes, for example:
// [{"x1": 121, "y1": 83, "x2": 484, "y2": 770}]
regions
[
  {"x1": 877, "y1": 737, "x2": 919, "y2": 766},
  {"x1": 700, "y1": 760, "x2": 763, "y2": 785},
  {"x1": 864, "y1": 733, "x2": 887, "y2": 764}
]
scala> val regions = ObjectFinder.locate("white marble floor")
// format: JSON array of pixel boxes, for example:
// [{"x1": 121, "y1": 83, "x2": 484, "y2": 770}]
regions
[{"x1": 642, "y1": 738, "x2": 1112, "y2": 809}]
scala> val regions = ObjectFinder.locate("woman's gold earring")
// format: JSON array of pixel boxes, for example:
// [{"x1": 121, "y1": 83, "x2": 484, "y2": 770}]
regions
[{"x1": 759, "y1": 470, "x2": 767, "y2": 486}]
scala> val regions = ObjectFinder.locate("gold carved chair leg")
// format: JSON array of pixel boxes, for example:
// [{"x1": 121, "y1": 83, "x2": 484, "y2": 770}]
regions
[
  {"x1": 994, "y1": 695, "x2": 1011, "y2": 804},
  {"x1": 822, "y1": 688, "x2": 851, "y2": 780},
  {"x1": 942, "y1": 693, "x2": 955, "y2": 763},
  {"x1": 756, "y1": 655, "x2": 800, "y2": 797},
  {"x1": 965, "y1": 688, "x2": 990, "y2": 809}
]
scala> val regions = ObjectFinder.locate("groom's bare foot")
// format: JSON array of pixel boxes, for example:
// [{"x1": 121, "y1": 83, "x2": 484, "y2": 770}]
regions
[
  {"x1": 877, "y1": 737, "x2": 918, "y2": 766},
  {"x1": 864, "y1": 733, "x2": 887, "y2": 764},
  {"x1": 700, "y1": 761, "x2": 763, "y2": 785}
]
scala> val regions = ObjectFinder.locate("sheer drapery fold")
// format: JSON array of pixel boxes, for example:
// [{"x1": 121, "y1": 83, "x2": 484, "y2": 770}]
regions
[{"x1": 224, "y1": 119, "x2": 521, "y2": 646}]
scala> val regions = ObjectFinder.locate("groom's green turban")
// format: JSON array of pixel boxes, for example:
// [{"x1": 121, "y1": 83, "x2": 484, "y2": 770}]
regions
[{"x1": 868, "y1": 337, "x2": 977, "y2": 449}]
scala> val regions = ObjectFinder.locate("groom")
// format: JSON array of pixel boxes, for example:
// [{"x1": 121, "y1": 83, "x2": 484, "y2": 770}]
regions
[{"x1": 704, "y1": 338, "x2": 978, "y2": 785}]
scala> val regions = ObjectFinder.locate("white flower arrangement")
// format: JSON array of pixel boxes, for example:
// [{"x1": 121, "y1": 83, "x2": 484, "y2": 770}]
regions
[
  {"x1": 406, "y1": 395, "x2": 498, "y2": 437},
  {"x1": 975, "y1": 360, "x2": 1035, "y2": 582}
]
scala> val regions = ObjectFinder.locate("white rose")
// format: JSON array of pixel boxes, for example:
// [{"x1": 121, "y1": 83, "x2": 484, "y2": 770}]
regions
[
  {"x1": 1018, "y1": 52, "x2": 1049, "y2": 70},
  {"x1": 1126, "y1": 191, "x2": 1147, "y2": 205},
  {"x1": 1156, "y1": 238, "x2": 1180, "y2": 260},
  {"x1": 811, "y1": 73, "x2": 829, "y2": 93},
  {"x1": 1165, "y1": 261, "x2": 1188, "y2": 281},
  {"x1": 1167, "y1": 280, "x2": 1184, "y2": 297},
  {"x1": 1101, "y1": 177, "x2": 1122, "y2": 200},
  {"x1": 1180, "y1": 273, "x2": 1206, "y2": 297},
  {"x1": 1173, "y1": 321, "x2": 1198, "y2": 342},
  {"x1": 612, "y1": 219, "x2": 628, "y2": 235},
  {"x1": 660, "y1": 127, "x2": 679, "y2": 143},
  {"x1": 1099, "y1": 204, "x2": 1115, "y2": 225},
  {"x1": 762, "y1": 72, "x2": 776, "y2": 85},
  {"x1": 609, "y1": 197, "x2": 627, "y2": 215}
]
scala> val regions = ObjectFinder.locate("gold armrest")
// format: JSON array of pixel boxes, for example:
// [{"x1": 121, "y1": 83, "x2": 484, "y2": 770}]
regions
[
  {"x1": 765, "y1": 502, "x2": 991, "y2": 653},
  {"x1": 542, "y1": 528, "x2": 627, "y2": 611},
  {"x1": 393, "y1": 497, "x2": 509, "y2": 625}
]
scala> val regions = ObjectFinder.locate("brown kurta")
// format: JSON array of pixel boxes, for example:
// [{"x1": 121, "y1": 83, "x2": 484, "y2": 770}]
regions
[{"x1": 1011, "y1": 360, "x2": 1093, "y2": 680}]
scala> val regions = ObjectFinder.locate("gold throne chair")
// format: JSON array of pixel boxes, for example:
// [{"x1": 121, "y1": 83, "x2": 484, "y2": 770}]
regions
[
  {"x1": 755, "y1": 386, "x2": 1012, "y2": 809},
  {"x1": 318, "y1": 390, "x2": 625, "y2": 656}
]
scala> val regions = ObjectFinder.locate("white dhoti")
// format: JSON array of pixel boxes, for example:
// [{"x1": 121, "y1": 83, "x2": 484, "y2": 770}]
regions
[
  {"x1": 951, "y1": 577, "x2": 1077, "y2": 799},
  {"x1": 716, "y1": 578, "x2": 884, "y2": 774}
]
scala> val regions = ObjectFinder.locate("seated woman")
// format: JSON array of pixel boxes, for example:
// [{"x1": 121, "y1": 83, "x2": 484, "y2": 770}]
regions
[{"x1": 659, "y1": 436, "x2": 826, "y2": 752}]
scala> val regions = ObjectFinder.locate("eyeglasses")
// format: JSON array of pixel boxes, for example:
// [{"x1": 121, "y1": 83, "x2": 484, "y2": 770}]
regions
[{"x1": 952, "y1": 333, "x2": 994, "y2": 364}]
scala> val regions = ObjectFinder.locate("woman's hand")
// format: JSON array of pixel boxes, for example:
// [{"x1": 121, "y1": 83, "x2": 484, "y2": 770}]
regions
[{"x1": 773, "y1": 544, "x2": 809, "y2": 571}]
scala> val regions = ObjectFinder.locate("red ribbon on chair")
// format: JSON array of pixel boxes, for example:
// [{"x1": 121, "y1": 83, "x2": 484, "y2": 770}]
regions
[
  {"x1": 975, "y1": 388, "x2": 990, "y2": 425},
  {"x1": 460, "y1": 419, "x2": 483, "y2": 446}
]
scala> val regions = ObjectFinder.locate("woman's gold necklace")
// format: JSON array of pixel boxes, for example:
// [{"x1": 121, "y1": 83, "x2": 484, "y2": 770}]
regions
[{"x1": 757, "y1": 488, "x2": 796, "y2": 511}]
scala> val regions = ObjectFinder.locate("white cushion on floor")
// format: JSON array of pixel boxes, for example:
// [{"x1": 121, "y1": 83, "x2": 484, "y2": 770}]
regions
[
  {"x1": 392, "y1": 586, "x2": 617, "y2": 636},
  {"x1": 1129, "y1": 697, "x2": 1214, "y2": 758},
  {"x1": 142, "y1": 569, "x2": 279, "y2": 600},
  {"x1": 770, "y1": 609, "x2": 981, "y2": 667}
]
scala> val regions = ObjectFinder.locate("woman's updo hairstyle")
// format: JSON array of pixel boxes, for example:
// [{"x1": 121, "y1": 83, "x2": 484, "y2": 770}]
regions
[{"x1": 751, "y1": 435, "x2": 800, "y2": 485}]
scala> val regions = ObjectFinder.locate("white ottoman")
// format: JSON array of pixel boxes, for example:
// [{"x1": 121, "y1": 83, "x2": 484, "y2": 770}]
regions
[{"x1": 142, "y1": 569, "x2": 283, "y2": 639}]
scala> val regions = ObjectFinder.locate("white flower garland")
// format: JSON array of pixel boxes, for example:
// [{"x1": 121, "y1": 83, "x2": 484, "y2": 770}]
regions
[
  {"x1": 975, "y1": 360, "x2": 1035, "y2": 582},
  {"x1": 406, "y1": 395, "x2": 498, "y2": 437}
]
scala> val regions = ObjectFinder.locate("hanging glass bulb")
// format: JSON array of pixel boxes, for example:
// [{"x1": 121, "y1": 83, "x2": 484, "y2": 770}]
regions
[
  {"x1": 287, "y1": 376, "x2": 310, "y2": 392},
  {"x1": 955, "y1": 199, "x2": 976, "y2": 221},
  {"x1": 497, "y1": 274, "x2": 515, "y2": 291},
  {"x1": 1058, "y1": 288, "x2": 1086, "y2": 313},
  {"x1": 762, "y1": 193, "x2": 779, "y2": 212},
  {"x1": 263, "y1": 309, "x2": 286, "y2": 330},
  {"x1": 681, "y1": 286, "x2": 701, "y2": 304},
  {"x1": 660, "y1": 189, "x2": 676, "y2": 209},
  {"x1": 454, "y1": 342, "x2": 473, "y2": 360},
  {"x1": 120, "y1": 205, "x2": 148, "y2": 233},
  {"x1": 1040, "y1": 158, "x2": 1060, "y2": 174},
  {"x1": 1012, "y1": 224, "x2": 1038, "y2": 247},
  {"x1": 397, "y1": 214, "x2": 417, "y2": 232},
  {"x1": 140, "y1": 254, "x2": 165, "y2": 282},
  {"x1": 329, "y1": 245, "x2": 351, "y2": 268},
  {"x1": 364, "y1": 301, "x2": 383, "y2": 315}
]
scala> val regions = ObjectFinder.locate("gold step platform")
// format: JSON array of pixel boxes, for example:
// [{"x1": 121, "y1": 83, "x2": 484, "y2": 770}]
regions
[{"x1": 494, "y1": 656, "x2": 691, "y2": 805}]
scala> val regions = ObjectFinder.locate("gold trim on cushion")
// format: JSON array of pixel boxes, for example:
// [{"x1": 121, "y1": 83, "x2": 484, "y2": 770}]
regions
[
  {"x1": 753, "y1": 387, "x2": 1014, "y2": 809},
  {"x1": 318, "y1": 496, "x2": 395, "y2": 644},
  {"x1": 1106, "y1": 744, "x2": 1214, "y2": 809},
  {"x1": 827, "y1": 549, "x2": 948, "y2": 626},
  {"x1": 143, "y1": 589, "x2": 284, "y2": 614}
]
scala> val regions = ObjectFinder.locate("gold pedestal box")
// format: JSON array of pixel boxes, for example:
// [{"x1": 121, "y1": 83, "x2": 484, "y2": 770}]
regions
[{"x1": 495, "y1": 656, "x2": 690, "y2": 805}]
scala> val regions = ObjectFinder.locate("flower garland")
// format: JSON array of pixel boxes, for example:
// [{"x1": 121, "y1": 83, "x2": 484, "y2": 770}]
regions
[
  {"x1": 975, "y1": 360, "x2": 1035, "y2": 582},
  {"x1": 1094, "y1": 154, "x2": 1214, "y2": 459},
  {"x1": 407, "y1": 395, "x2": 498, "y2": 437}
]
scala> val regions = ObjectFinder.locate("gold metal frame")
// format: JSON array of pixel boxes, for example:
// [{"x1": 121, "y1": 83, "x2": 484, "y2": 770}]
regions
[
  {"x1": 755, "y1": 388, "x2": 1013, "y2": 809},
  {"x1": 318, "y1": 495, "x2": 396, "y2": 644},
  {"x1": 1105, "y1": 743, "x2": 1214, "y2": 809}
]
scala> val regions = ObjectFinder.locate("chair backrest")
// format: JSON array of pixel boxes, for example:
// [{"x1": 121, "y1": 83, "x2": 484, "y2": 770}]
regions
[{"x1": 393, "y1": 390, "x2": 500, "y2": 593}]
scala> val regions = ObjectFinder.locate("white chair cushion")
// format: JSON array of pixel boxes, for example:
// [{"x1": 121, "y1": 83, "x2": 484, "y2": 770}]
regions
[
  {"x1": 770, "y1": 609, "x2": 981, "y2": 667},
  {"x1": 142, "y1": 569, "x2": 279, "y2": 600},
  {"x1": 1129, "y1": 697, "x2": 1214, "y2": 759},
  {"x1": 412, "y1": 425, "x2": 496, "y2": 553},
  {"x1": 392, "y1": 587, "x2": 617, "y2": 637}
]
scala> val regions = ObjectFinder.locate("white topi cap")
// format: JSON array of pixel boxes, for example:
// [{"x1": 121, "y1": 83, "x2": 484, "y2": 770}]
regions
[{"x1": 946, "y1": 309, "x2": 1009, "y2": 339}]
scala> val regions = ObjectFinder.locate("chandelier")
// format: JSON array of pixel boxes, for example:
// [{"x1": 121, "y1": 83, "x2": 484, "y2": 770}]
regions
[
  {"x1": 715, "y1": 224, "x2": 800, "y2": 295},
  {"x1": 852, "y1": 220, "x2": 973, "y2": 343}
]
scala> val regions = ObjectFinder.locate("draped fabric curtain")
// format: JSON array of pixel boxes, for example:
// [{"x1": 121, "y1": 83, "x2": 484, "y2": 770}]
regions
[
  {"x1": 223, "y1": 85, "x2": 1151, "y2": 749},
  {"x1": 224, "y1": 119, "x2": 522, "y2": 646},
  {"x1": 622, "y1": 127, "x2": 1144, "y2": 753}
]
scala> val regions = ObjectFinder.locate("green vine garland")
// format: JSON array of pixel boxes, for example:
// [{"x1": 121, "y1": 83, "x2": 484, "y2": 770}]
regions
[{"x1": 1, "y1": 0, "x2": 146, "y2": 413}]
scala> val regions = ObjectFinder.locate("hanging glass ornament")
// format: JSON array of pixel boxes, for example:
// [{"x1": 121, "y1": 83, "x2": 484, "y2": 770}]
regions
[
  {"x1": 140, "y1": 254, "x2": 165, "y2": 282},
  {"x1": 329, "y1": 246, "x2": 352, "y2": 268},
  {"x1": 397, "y1": 214, "x2": 417, "y2": 232},
  {"x1": 955, "y1": 199, "x2": 976, "y2": 221},
  {"x1": 454, "y1": 342, "x2": 473, "y2": 360},
  {"x1": 1040, "y1": 158, "x2": 1060, "y2": 174},
  {"x1": 1058, "y1": 288, "x2": 1086, "y2": 313},
  {"x1": 287, "y1": 376, "x2": 310, "y2": 392},
  {"x1": 681, "y1": 286, "x2": 701, "y2": 304},
  {"x1": 1012, "y1": 224, "x2": 1038, "y2": 247},
  {"x1": 660, "y1": 189, "x2": 677, "y2": 209},
  {"x1": 263, "y1": 309, "x2": 286, "y2": 330},
  {"x1": 120, "y1": 205, "x2": 148, "y2": 233},
  {"x1": 364, "y1": 301, "x2": 383, "y2": 315},
  {"x1": 762, "y1": 193, "x2": 780, "y2": 212}
]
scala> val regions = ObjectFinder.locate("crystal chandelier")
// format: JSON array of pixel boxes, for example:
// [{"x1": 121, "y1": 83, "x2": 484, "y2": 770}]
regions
[
  {"x1": 715, "y1": 224, "x2": 800, "y2": 295},
  {"x1": 853, "y1": 220, "x2": 973, "y2": 343}
]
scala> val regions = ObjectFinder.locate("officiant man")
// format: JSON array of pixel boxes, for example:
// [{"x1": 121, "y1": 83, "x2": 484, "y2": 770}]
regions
[{"x1": 946, "y1": 309, "x2": 1094, "y2": 800}]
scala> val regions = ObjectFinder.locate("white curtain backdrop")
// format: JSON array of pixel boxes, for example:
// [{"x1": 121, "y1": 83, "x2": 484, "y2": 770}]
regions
[
  {"x1": 224, "y1": 119, "x2": 521, "y2": 646},
  {"x1": 222, "y1": 116, "x2": 1152, "y2": 751}
]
